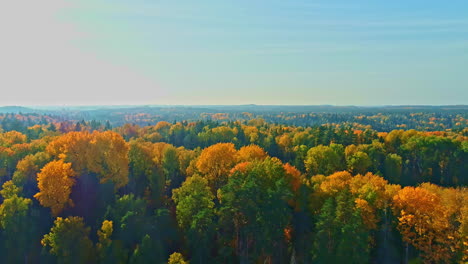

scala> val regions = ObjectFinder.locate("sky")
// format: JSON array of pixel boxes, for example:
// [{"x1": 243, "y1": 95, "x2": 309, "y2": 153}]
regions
[{"x1": 0, "y1": 0, "x2": 467, "y2": 106}]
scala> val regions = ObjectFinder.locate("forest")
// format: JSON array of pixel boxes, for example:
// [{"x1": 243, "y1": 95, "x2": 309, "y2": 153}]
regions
[{"x1": 0, "y1": 107, "x2": 466, "y2": 263}]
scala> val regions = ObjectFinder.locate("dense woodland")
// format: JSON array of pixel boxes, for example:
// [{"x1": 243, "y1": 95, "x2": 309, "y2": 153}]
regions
[{"x1": 0, "y1": 107, "x2": 466, "y2": 263}]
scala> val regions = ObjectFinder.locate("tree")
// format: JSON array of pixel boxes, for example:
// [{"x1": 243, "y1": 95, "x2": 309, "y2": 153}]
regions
[
  {"x1": 334, "y1": 190, "x2": 370, "y2": 264},
  {"x1": 196, "y1": 143, "x2": 237, "y2": 191},
  {"x1": 46, "y1": 131, "x2": 129, "y2": 189},
  {"x1": 392, "y1": 186, "x2": 456, "y2": 263},
  {"x1": 168, "y1": 252, "x2": 189, "y2": 264},
  {"x1": 0, "y1": 181, "x2": 35, "y2": 263},
  {"x1": 346, "y1": 151, "x2": 372, "y2": 175},
  {"x1": 304, "y1": 144, "x2": 345, "y2": 177},
  {"x1": 218, "y1": 158, "x2": 293, "y2": 263},
  {"x1": 384, "y1": 153, "x2": 402, "y2": 184},
  {"x1": 313, "y1": 198, "x2": 337, "y2": 263},
  {"x1": 104, "y1": 194, "x2": 148, "y2": 249},
  {"x1": 130, "y1": 234, "x2": 163, "y2": 264},
  {"x1": 172, "y1": 175, "x2": 214, "y2": 263},
  {"x1": 313, "y1": 190, "x2": 370, "y2": 264},
  {"x1": 13, "y1": 152, "x2": 49, "y2": 185},
  {"x1": 163, "y1": 145, "x2": 181, "y2": 192},
  {"x1": 46, "y1": 131, "x2": 129, "y2": 222},
  {"x1": 96, "y1": 220, "x2": 122, "y2": 264},
  {"x1": 34, "y1": 160, "x2": 76, "y2": 216},
  {"x1": 236, "y1": 144, "x2": 268, "y2": 163},
  {"x1": 0, "y1": 131, "x2": 27, "y2": 147},
  {"x1": 41, "y1": 216, "x2": 94, "y2": 264},
  {"x1": 12, "y1": 152, "x2": 51, "y2": 197},
  {"x1": 128, "y1": 140, "x2": 160, "y2": 198}
]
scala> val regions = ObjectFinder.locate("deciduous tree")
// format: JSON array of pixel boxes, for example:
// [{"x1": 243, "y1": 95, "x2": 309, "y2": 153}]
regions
[{"x1": 34, "y1": 160, "x2": 76, "y2": 216}]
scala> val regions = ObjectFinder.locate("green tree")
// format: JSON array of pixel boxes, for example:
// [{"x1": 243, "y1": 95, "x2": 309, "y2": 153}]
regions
[
  {"x1": 305, "y1": 144, "x2": 345, "y2": 177},
  {"x1": 384, "y1": 153, "x2": 402, "y2": 183},
  {"x1": 104, "y1": 194, "x2": 148, "y2": 249},
  {"x1": 313, "y1": 190, "x2": 370, "y2": 264},
  {"x1": 218, "y1": 158, "x2": 293, "y2": 263},
  {"x1": 172, "y1": 175, "x2": 215, "y2": 264},
  {"x1": 163, "y1": 145, "x2": 181, "y2": 192},
  {"x1": 96, "y1": 220, "x2": 127, "y2": 264},
  {"x1": 130, "y1": 234, "x2": 164, "y2": 264},
  {"x1": 0, "y1": 181, "x2": 35, "y2": 263},
  {"x1": 41, "y1": 216, "x2": 94, "y2": 264},
  {"x1": 313, "y1": 198, "x2": 338, "y2": 263},
  {"x1": 346, "y1": 151, "x2": 372, "y2": 175}
]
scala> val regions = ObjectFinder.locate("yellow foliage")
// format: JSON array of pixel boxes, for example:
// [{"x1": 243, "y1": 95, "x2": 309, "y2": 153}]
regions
[
  {"x1": 236, "y1": 144, "x2": 268, "y2": 163},
  {"x1": 349, "y1": 172, "x2": 389, "y2": 209},
  {"x1": 319, "y1": 171, "x2": 352, "y2": 195},
  {"x1": 392, "y1": 186, "x2": 456, "y2": 263},
  {"x1": 196, "y1": 143, "x2": 237, "y2": 190},
  {"x1": 168, "y1": 252, "x2": 189, "y2": 264},
  {"x1": 46, "y1": 131, "x2": 129, "y2": 189},
  {"x1": 0, "y1": 131, "x2": 27, "y2": 146},
  {"x1": 355, "y1": 198, "x2": 378, "y2": 230},
  {"x1": 34, "y1": 160, "x2": 76, "y2": 216}
]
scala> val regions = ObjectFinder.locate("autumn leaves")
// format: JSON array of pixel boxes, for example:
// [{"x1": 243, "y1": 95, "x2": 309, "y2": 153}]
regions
[
  {"x1": 35, "y1": 160, "x2": 76, "y2": 216},
  {"x1": 35, "y1": 131, "x2": 129, "y2": 216}
]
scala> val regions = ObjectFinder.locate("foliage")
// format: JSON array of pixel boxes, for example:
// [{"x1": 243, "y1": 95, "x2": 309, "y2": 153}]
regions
[
  {"x1": 41, "y1": 216, "x2": 94, "y2": 264},
  {"x1": 34, "y1": 160, "x2": 76, "y2": 216}
]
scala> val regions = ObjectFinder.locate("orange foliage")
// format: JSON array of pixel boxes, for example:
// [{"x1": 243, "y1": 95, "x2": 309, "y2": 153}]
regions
[
  {"x1": 46, "y1": 131, "x2": 129, "y2": 188},
  {"x1": 355, "y1": 198, "x2": 378, "y2": 230},
  {"x1": 393, "y1": 186, "x2": 456, "y2": 263},
  {"x1": 154, "y1": 121, "x2": 172, "y2": 132},
  {"x1": 283, "y1": 163, "x2": 302, "y2": 193},
  {"x1": 196, "y1": 143, "x2": 237, "y2": 190},
  {"x1": 230, "y1": 162, "x2": 251, "y2": 175},
  {"x1": 319, "y1": 171, "x2": 353, "y2": 195},
  {"x1": 236, "y1": 144, "x2": 268, "y2": 163}
]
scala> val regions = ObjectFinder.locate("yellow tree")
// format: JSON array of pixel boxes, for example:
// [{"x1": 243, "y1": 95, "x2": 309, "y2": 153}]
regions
[
  {"x1": 0, "y1": 131, "x2": 27, "y2": 147},
  {"x1": 46, "y1": 131, "x2": 92, "y2": 173},
  {"x1": 419, "y1": 183, "x2": 468, "y2": 262},
  {"x1": 167, "y1": 252, "x2": 189, "y2": 264},
  {"x1": 319, "y1": 171, "x2": 353, "y2": 195},
  {"x1": 392, "y1": 186, "x2": 456, "y2": 263},
  {"x1": 91, "y1": 131, "x2": 129, "y2": 188},
  {"x1": 34, "y1": 160, "x2": 76, "y2": 216},
  {"x1": 236, "y1": 144, "x2": 268, "y2": 163},
  {"x1": 196, "y1": 143, "x2": 237, "y2": 190},
  {"x1": 46, "y1": 131, "x2": 129, "y2": 189}
]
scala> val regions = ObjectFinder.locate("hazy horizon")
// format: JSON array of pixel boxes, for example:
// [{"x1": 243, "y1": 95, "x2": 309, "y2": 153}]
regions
[{"x1": 1, "y1": 104, "x2": 467, "y2": 110}]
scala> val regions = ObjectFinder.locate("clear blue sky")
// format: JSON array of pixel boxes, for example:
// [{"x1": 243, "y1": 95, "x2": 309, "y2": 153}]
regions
[{"x1": 1, "y1": 0, "x2": 467, "y2": 105}]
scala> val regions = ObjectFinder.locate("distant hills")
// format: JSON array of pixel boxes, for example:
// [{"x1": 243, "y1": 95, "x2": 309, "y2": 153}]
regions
[
  {"x1": 0, "y1": 104, "x2": 467, "y2": 114},
  {"x1": 0, "y1": 106, "x2": 37, "y2": 113}
]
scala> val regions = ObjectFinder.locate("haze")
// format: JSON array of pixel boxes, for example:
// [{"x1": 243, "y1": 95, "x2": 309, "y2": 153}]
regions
[{"x1": 1, "y1": 0, "x2": 467, "y2": 106}]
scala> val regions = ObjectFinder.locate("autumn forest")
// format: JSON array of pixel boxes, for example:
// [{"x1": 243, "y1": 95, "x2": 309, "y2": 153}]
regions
[{"x1": 0, "y1": 106, "x2": 466, "y2": 264}]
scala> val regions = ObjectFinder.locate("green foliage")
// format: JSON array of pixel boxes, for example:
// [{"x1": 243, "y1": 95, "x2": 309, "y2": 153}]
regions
[
  {"x1": 313, "y1": 190, "x2": 370, "y2": 264},
  {"x1": 0, "y1": 180, "x2": 21, "y2": 199},
  {"x1": 130, "y1": 234, "x2": 164, "y2": 264},
  {"x1": 41, "y1": 216, "x2": 94, "y2": 264},
  {"x1": 104, "y1": 194, "x2": 148, "y2": 249},
  {"x1": 305, "y1": 144, "x2": 346, "y2": 176},
  {"x1": 172, "y1": 175, "x2": 214, "y2": 263},
  {"x1": 384, "y1": 153, "x2": 402, "y2": 183},
  {"x1": 0, "y1": 181, "x2": 35, "y2": 263},
  {"x1": 347, "y1": 151, "x2": 372, "y2": 175},
  {"x1": 218, "y1": 158, "x2": 293, "y2": 262}
]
